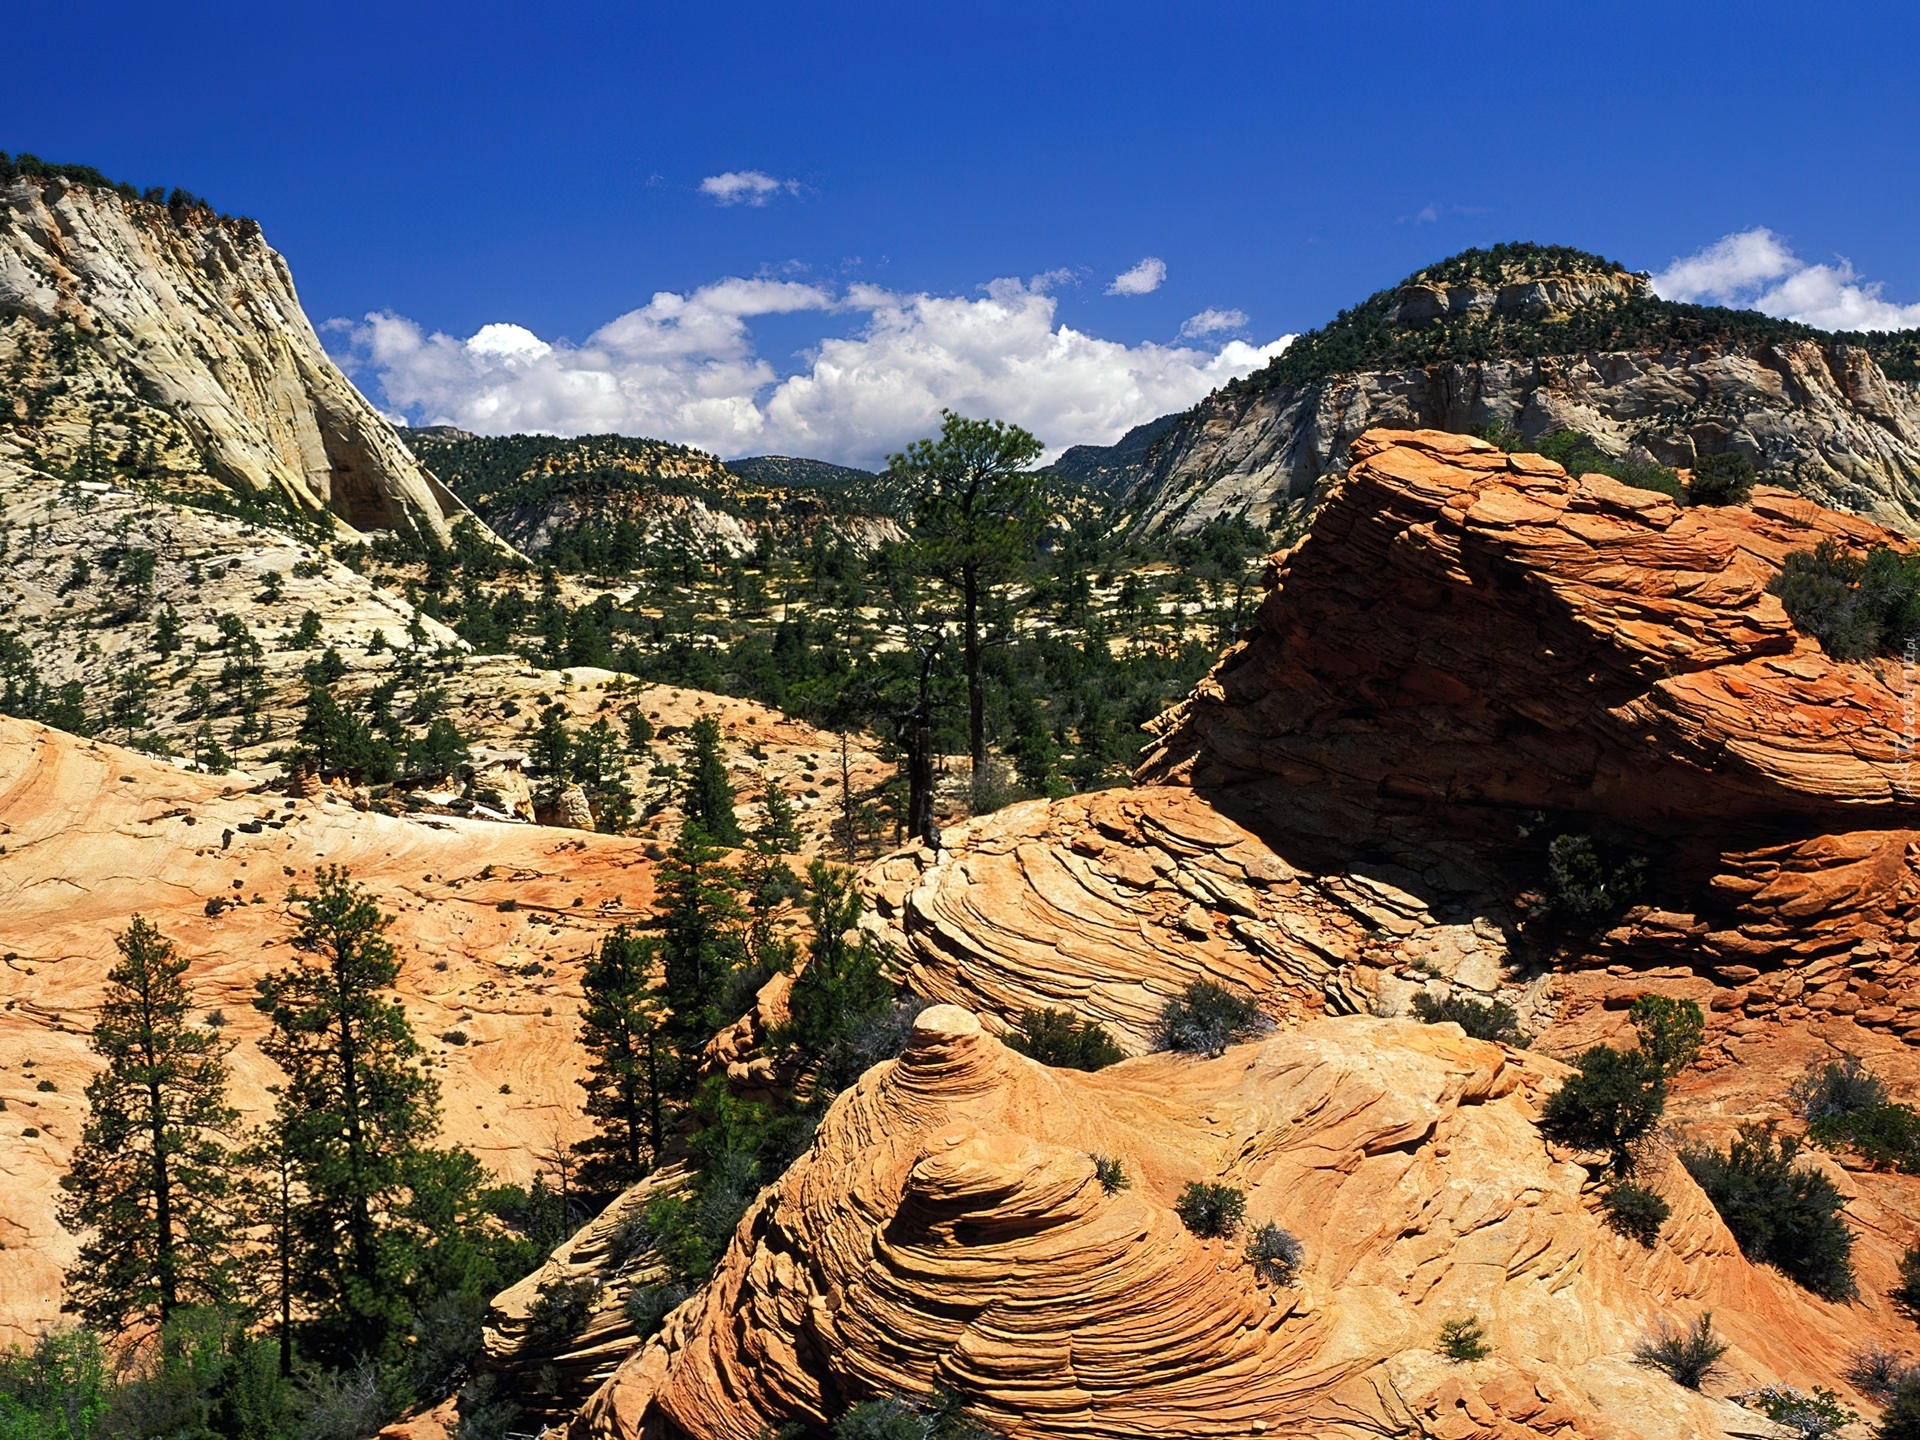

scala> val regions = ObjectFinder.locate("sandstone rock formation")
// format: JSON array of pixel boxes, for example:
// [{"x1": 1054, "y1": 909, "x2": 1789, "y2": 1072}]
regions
[
  {"x1": 0, "y1": 174, "x2": 485, "y2": 543},
  {"x1": 575, "y1": 1005, "x2": 1920, "y2": 1440},
  {"x1": 1143, "y1": 430, "x2": 1920, "y2": 969},
  {"x1": 481, "y1": 1167, "x2": 692, "y2": 1425},
  {"x1": 1127, "y1": 265, "x2": 1920, "y2": 538},
  {"x1": 0, "y1": 717, "x2": 657, "y2": 1344}
]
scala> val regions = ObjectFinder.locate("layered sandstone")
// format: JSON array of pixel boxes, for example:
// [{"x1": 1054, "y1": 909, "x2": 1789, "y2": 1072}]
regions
[
  {"x1": 1142, "y1": 430, "x2": 1920, "y2": 968},
  {"x1": 0, "y1": 175, "x2": 484, "y2": 543},
  {"x1": 576, "y1": 1005, "x2": 1919, "y2": 1440},
  {"x1": 864, "y1": 788, "x2": 1522, "y2": 1051}
]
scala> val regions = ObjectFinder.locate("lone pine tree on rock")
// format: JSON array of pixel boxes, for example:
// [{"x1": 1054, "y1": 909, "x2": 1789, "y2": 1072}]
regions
[{"x1": 59, "y1": 916, "x2": 240, "y2": 1334}]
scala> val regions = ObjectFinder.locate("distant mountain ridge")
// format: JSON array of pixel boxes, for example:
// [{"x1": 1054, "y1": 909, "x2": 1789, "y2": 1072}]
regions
[
  {"x1": 1124, "y1": 241, "x2": 1920, "y2": 537},
  {"x1": 404, "y1": 430, "x2": 905, "y2": 559}
]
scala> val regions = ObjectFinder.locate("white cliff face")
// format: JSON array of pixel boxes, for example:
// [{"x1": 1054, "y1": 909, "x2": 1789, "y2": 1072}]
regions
[
  {"x1": 1131, "y1": 337, "x2": 1920, "y2": 538},
  {"x1": 0, "y1": 175, "x2": 483, "y2": 544}
]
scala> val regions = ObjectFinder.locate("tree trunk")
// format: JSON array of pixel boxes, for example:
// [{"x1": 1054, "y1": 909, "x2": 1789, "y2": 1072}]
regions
[
  {"x1": 141, "y1": 978, "x2": 177, "y2": 1324},
  {"x1": 332, "y1": 955, "x2": 378, "y2": 1290},
  {"x1": 277, "y1": 1152, "x2": 294, "y2": 1377},
  {"x1": 644, "y1": 1031, "x2": 663, "y2": 1163},
  {"x1": 963, "y1": 563, "x2": 985, "y2": 778},
  {"x1": 906, "y1": 638, "x2": 939, "y2": 844}
]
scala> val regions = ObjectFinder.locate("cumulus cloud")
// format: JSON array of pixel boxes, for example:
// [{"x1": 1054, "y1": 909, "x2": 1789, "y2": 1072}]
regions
[
  {"x1": 1652, "y1": 228, "x2": 1920, "y2": 331},
  {"x1": 698, "y1": 170, "x2": 800, "y2": 206},
  {"x1": 1106, "y1": 257, "x2": 1167, "y2": 296},
  {"x1": 338, "y1": 276, "x2": 1293, "y2": 469},
  {"x1": 1179, "y1": 308, "x2": 1248, "y2": 338}
]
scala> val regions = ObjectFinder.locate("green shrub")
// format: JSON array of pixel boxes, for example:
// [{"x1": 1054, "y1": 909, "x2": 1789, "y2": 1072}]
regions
[
  {"x1": 455, "y1": 1373, "x2": 522, "y2": 1440},
  {"x1": 622, "y1": 1282, "x2": 689, "y2": 1341},
  {"x1": 1600, "y1": 1183, "x2": 1671, "y2": 1247},
  {"x1": 1628, "y1": 995, "x2": 1706, "y2": 1082},
  {"x1": 0, "y1": 1329, "x2": 113, "y2": 1439},
  {"x1": 1897, "y1": 1245, "x2": 1920, "y2": 1310},
  {"x1": 1539, "y1": 1046, "x2": 1666, "y2": 1177},
  {"x1": 1882, "y1": 1376, "x2": 1920, "y2": 1440},
  {"x1": 1538, "y1": 833, "x2": 1645, "y2": 927},
  {"x1": 1409, "y1": 991, "x2": 1528, "y2": 1045},
  {"x1": 1689, "y1": 452, "x2": 1756, "y2": 506},
  {"x1": 1245, "y1": 1223, "x2": 1303, "y2": 1285},
  {"x1": 1769, "y1": 540, "x2": 1920, "y2": 661},
  {"x1": 1737, "y1": 1384, "x2": 1856, "y2": 1438},
  {"x1": 1173, "y1": 1181, "x2": 1246, "y2": 1238},
  {"x1": 1808, "y1": 1101, "x2": 1920, "y2": 1172},
  {"x1": 1534, "y1": 430, "x2": 1684, "y2": 500},
  {"x1": 1438, "y1": 1316, "x2": 1490, "y2": 1362},
  {"x1": 1092, "y1": 1155, "x2": 1128, "y2": 1193},
  {"x1": 1634, "y1": 1312, "x2": 1727, "y2": 1389},
  {"x1": 1680, "y1": 1126, "x2": 1856, "y2": 1300},
  {"x1": 1152, "y1": 981, "x2": 1273, "y2": 1057},
  {"x1": 1005, "y1": 1009, "x2": 1125, "y2": 1070},
  {"x1": 524, "y1": 1276, "x2": 600, "y2": 1352},
  {"x1": 1538, "y1": 997, "x2": 1701, "y2": 1177},
  {"x1": 1791, "y1": 1054, "x2": 1887, "y2": 1120}
]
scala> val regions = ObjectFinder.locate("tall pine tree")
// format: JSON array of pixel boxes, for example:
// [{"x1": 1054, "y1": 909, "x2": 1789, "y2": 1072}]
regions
[
  {"x1": 574, "y1": 927, "x2": 673, "y2": 1192},
  {"x1": 682, "y1": 714, "x2": 742, "y2": 844},
  {"x1": 59, "y1": 916, "x2": 239, "y2": 1334},
  {"x1": 888, "y1": 412, "x2": 1046, "y2": 781},
  {"x1": 251, "y1": 867, "x2": 448, "y2": 1362},
  {"x1": 657, "y1": 823, "x2": 745, "y2": 1049}
]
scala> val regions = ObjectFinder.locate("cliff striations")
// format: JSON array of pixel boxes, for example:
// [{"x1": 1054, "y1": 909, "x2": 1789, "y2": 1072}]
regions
[{"x1": 0, "y1": 174, "x2": 484, "y2": 543}]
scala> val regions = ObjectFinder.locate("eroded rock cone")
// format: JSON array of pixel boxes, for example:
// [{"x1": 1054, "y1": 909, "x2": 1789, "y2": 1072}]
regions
[{"x1": 573, "y1": 1007, "x2": 1903, "y2": 1440}]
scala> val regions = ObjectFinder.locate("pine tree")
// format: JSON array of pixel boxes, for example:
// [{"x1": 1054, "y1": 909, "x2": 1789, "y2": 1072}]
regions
[
  {"x1": 657, "y1": 824, "x2": 745, "y2": 1048},
  {"x1": 531, "y1": 703, "x2": 573, "y2": 802},
  {"x1": 58, "y1": 916, "x2": 239, "y2": 1334},
  {"x1": 755, "y1": 780, "x2": 801, "y2": 854},
  {"x1": 251, "y1": 867, "x2": 448, "y2": 1361},
  {"x1": 778, "y1": 863, "x2": 893, "y2": 1087},
  {"x1": 295, "y1": 685, "x2": 359, "y2": 773},
  {"x1": 889, "y1": 412, "x2": 1046, "y2": 782},
  {"x1": 623, "y1": 706, "x2": 654, "y2": 753},
  {"x1": 575, "y1": 927, "x2": 673, "y2": 1191},
  {"x1": 683, "y1": 714, "x2": 742, "y2": 844},
  {"x1": 152, "y1": 602, "x2": 183, "y2": 657}
]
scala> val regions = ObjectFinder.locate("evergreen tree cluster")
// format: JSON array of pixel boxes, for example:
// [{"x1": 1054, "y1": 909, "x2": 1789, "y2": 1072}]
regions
[
  {"x1": 11, "y1": 875, "x2": 570, "y2": 1436},
  {"x1": 0, "y1": 151, "x2": 246, "y2": 227}
]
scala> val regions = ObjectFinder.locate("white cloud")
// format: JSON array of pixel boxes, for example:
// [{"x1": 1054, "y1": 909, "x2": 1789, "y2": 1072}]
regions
[
  {"x1": 1651, "y1": 228, "x2": 1920, "y2": 331},
  {"x1": 698, "y1": 170, "x2": 799, "y2": 206},
  {"x1": 1106, "y1": 257, "x2": 1167, "y2": 296},
  {"x1": 1180, "y1": 308, "x2": 1248, "y2": 338},
  {"x1": 339, "y1": 276, "x2": 1294, "y2": 469}
]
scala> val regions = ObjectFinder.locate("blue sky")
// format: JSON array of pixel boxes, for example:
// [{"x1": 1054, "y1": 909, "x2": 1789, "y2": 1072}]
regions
[{"x1": 7, "y1": 0, "x2": 1919, "y2": 464}]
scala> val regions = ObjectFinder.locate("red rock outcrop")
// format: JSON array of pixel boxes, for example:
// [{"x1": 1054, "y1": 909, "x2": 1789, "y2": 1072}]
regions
[
  {"x1": 574, "y1": 1005, "x2": 1920, "y2": 1440},
  {"x1": 1140, "y1": 429, "x2": 1920, "y2": 979}
]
